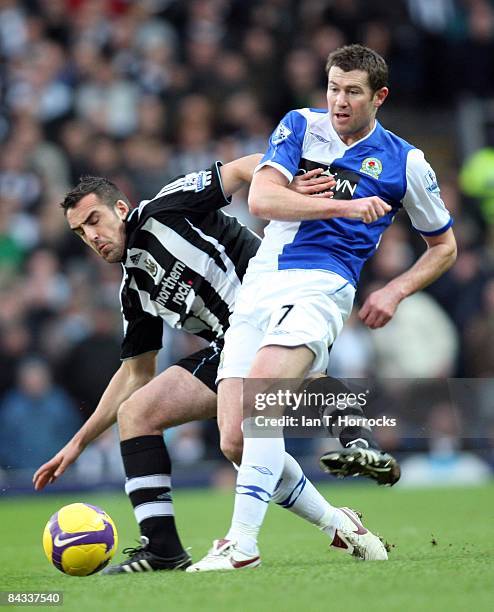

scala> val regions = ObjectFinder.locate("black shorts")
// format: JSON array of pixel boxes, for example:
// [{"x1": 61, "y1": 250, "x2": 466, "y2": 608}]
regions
[{"x1": 173, "y1": 340, "x2": 223, "y2": 393}]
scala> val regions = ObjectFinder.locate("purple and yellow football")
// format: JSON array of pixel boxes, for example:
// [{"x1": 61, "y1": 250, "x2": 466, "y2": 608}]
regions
[{"x1": 43, "y1": 503, "x2": 118, "y2": 576}]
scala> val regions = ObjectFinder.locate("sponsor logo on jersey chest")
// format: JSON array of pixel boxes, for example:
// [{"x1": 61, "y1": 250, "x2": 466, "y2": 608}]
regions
[
  {"x1": 155, "y1": 260, "x2": 193, "y2": 307},
  {"x1": 299, "y1": 159, "x2": 361, "y2": 200}
]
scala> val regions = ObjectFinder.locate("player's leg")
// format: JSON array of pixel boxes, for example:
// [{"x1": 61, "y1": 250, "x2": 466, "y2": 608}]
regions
[
  {"x1": 118, "y1": 365, "x2": 217, "y2": 439},
  {"x1": 302, "y1": 375, "x2": 401, "y2": 485},
  {"x1": 222, "y1": 344, "x2": 387, "y2": 560},
  {"x1": 214, "y1": 319, "x2": 339, "y2": 535},
  {"x1": 225, "y1": 344, "x2": 315, "y2": 553},
  {"x1": 218, "y1": 360, "x2": 400, "y2": 486},
  {"x1": 191, "y1": 359, "x2": 388, "y2": 570},
  {"x1": 189, "y1": 344, "x2": 358, "y2": 571},
  {"x1": 270, "y1": 453, "x2": 387, "y2": 560},
  {"x1": 218, "y1": 279, "x2": 347, "y2": 559},
  {"x1": 190, "y1": 278, "x2": 339, "y2": 570},
  {"x1": 217, "y1": 377, "x2": 243, "y2": 465},
  {"x1": 189, "y1": 271, "x2": 387, "y2": 571},
  {"x1": 105, "y1": 351, "x2": 218, "y2": 574},
  {"x1": 215, "y1": 371, "x2": 346, "y2": 549}
]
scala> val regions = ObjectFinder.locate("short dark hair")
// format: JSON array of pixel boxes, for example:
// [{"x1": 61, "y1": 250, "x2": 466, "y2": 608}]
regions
[
  {"x1": 60, "y1": 176, "x2": 130, "y2": 214},
  {"x1": 326, "y1": 44, "x2": 388, "y2": 92}
]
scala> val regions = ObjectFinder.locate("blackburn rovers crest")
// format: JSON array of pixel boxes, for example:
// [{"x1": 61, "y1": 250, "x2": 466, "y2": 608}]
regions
[{"x1": 360, "y1": 157, "x2": 382, "y2": 179}]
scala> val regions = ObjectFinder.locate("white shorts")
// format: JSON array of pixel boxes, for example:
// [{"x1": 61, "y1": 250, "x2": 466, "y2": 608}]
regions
[{"x1": 217, "y1": 269, "x2": 355, "y2": 380}]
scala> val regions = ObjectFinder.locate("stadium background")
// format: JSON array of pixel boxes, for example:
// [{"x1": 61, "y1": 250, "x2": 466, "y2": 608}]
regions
[{"x1": 1, "y1": 0, "x2": 494, "y2": 495}]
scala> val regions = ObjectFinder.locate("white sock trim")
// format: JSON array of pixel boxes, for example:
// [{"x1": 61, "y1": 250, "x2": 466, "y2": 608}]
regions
[
  {"x1": 318, "y1": 506, "x2": 340, "y2": 530},
  {"x1": 125, "y1": 474, "x2": 171, "y2": 494},
  {"x1": 134, "y1": 501, "x2": 174, "y2": 522}
]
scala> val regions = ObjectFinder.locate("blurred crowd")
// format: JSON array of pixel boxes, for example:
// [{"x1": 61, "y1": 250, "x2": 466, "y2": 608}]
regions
[{"x1": 1, "y1": 0, "x2": 494, "y2": 482}]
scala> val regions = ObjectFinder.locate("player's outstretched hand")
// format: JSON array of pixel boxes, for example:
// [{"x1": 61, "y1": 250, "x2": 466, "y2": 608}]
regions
[
  {"x1": 359, "y1": 285, "x2": 401, "y2": 329},
  {"x1": 341, "y1": 196, "x2": 392, "y2": 223},
  {"x1": 291, "y1": 168, "x2": 335, "y2": 197},
  {"x1": 33, "y1": 441, "x2": 82, "y2": 491}
]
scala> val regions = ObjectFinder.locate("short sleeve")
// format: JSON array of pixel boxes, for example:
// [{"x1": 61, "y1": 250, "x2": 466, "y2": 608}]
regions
[
  {"x1": 402, "y1": 149, "x2": 453, "y2": 235},
  {"x1": 256, "y1": 110, "x2": 307, "y2": 183},
  {"x1": 120, "y1": 314, "x2": 163, "y2": 360},
  {"x1": 139, "y1": 162, "x2": 232, "y2": 217},
  {"x1": 119, "y1": 272, "x2": 164, "y2": 359}
]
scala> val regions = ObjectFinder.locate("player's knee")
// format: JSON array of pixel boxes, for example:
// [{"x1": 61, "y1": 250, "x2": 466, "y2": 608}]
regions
[
  {"x1": 118, "y1": 395, "x2": 151, "y2": 427},
  {"x1": 117, "y1": 397, "x2": 137, "y2": 427},
  {"x1": 119, "y1": 390, "x2": 166, "y2": 435},
  {"x1": 220, "y1": 433, "x2": 243, "y2": 464}
]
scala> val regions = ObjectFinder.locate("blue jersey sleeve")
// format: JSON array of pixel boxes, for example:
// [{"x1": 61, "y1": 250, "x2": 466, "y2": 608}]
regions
[{"x1": 257, "y1": 110, "x2": 308, "y2": 183}]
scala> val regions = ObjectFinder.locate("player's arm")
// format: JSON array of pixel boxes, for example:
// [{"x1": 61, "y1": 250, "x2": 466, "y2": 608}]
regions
[
  {"x1": 219, "y1": 155, "x2": 336, "y2": 198},
  {"x1": 359, "y1": 149, "x2": 457, "y2": 329},
  {"x1": 359, "y1": 228, "x2": 457, "y2": 329},
  {"x1": 219, "y1": 154, "x2": 262, "y2": 195},
  {"x1": 32, "y1": 351, "x2": 157, "y2": 491},
  {"x1": 248, "y1": 165, "x2": 391, "y2": 222}
]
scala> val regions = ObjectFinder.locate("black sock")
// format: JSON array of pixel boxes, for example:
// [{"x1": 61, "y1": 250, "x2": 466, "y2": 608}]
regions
[
  {"x1": 121, "y1": 435, "x2": 185, "y2": 558},
  {"x1": 303, "y1": 377, "x2": 382, "y2": 450}
]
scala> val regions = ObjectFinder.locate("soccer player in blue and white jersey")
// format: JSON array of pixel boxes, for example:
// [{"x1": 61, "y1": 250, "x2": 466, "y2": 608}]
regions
[{"x1": 189, "y1": 45, "x2": 457, "y2": 571}]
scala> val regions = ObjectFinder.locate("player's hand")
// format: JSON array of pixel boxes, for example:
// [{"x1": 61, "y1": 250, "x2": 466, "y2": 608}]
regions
[
  {"x1": 32, "y1": 441, "x2": 82, "y2": 491},
  {"x1": 340, "y1": 196, "x2": 392, "y2": 223},
  {"x1": 291, "y1": 169, "x2": 335, "y2": 197},
  {"x1": 358, "y1": 285, "x2": 402, "y2": 329}
]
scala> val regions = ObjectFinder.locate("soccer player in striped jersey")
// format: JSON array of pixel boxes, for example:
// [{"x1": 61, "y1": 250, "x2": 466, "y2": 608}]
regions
[{"x1": 33, "y1": 155, "x2": 387, "y2": 573}]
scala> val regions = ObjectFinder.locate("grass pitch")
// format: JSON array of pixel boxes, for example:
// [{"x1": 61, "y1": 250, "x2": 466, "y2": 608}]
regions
[{"x1": 1, "y1": 483, "x2": 493, "y2": 612}]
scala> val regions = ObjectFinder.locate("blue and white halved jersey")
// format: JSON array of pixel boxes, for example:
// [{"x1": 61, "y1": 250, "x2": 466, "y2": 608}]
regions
[{"x1": 248, "y1": 108, "x2": 453, "y2": 286}]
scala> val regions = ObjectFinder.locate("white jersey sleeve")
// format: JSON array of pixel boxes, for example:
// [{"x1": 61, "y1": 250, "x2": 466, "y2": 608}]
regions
[{"x1": 402, "y1": 149, "x2": 453, "y2": 235}]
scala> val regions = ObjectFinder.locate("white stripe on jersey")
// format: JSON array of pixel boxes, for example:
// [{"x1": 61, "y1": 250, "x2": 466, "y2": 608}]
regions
[
  {"x1": 120, "y1": 265, "x2": 129, "y2": 337},
  {"x1": 153, "y1": 177, "x2": 185, "y2": 200},
  {"x1": 133, "y1": 177, "x2": 188, "y2": 219},
  {"x1": 129, "y1": 276, "x2": 181, "y2": 326},
  {"x1": 125, "y1": 474, "x2": 171, "y2": 494},
  {"x1": 184, "y1": 217, "x2": 242, "y2": 289},
  {"x1": 141, "y1": 217, "x2": 239, "y2": 307},
  {"x1": 159, "y1": 182, "x2": 188, "y2": 197},
  {"x1": 127, "y1": 269, "x2": 223, "y2": 336},
  {"x1": 182, "y1": 295, "x2": 223, "y2": 335},
  {"x1": 147, "y1": 170, "x2": 213, "y2": 202},
  {"x1": 181, "y1": 316, "x2": 216, "y2": 335}
]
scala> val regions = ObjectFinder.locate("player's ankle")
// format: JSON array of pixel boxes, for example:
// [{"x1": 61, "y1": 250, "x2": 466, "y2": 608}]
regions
[
  {"x1": 226, "y1": 526, "x2": 259, "y2": 555},
  {"x1": 317, "y1": 506, "x2": 343, "y2": 537}
]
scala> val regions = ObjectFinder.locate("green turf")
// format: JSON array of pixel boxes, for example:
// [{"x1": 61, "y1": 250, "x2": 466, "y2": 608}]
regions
[{"x1": 1, "y1": 483, "x2": 493, "y2": 612}]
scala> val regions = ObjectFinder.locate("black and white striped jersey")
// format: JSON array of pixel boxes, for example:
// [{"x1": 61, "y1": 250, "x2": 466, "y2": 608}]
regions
[{"x1": 119, "y1": 161, "x2": 260, "y2": 359}]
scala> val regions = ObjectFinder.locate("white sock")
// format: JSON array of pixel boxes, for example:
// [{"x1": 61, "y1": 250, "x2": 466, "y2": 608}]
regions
[
  {"x1": 272, "y1": 452, "x2": 341, "y2": 539},
  {"x1": 226, "y1": 435, "x2": 285, "y2": 554}
]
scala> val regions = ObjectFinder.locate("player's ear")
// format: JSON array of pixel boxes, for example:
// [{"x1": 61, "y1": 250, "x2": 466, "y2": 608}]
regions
[
  {"x1": 373, "y1": 87, "x2": 388, "y2": 109},
  {"x1": 115, "y1": 199, "x2": 129, "y2": 220}
]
